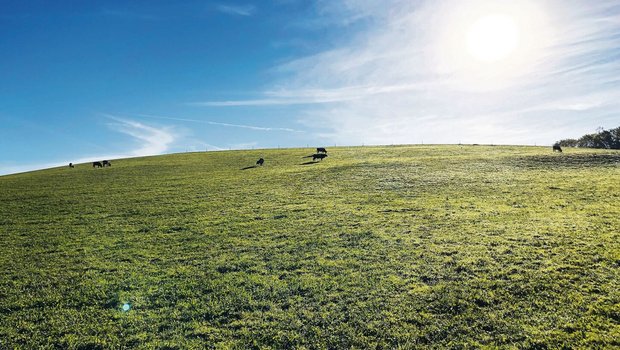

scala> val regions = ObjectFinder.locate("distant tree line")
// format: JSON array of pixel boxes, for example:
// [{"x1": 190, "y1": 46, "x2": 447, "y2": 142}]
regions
[{"x1": 556, "y1": 126, "x2": 620, "y2": 149}]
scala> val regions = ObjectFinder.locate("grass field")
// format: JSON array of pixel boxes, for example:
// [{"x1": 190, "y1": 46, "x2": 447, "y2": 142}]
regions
[{"x1": 1, "y1": 145, "x2": 619, "y2": 349}]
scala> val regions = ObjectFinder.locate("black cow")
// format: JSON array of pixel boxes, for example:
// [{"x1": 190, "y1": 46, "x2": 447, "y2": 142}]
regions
[
  {"x1": 316, "y1": 147, "x2": 327, "y2": 154},
  {"x1": 69, "y1": 163, "x2": 74, "y2": 168},
  {"x1": 552, "y1": 144, "x2": 562, "y2": 153},
  {"x1": 256, "y1": 158, "x2": 264, "y2": 166},
  {"x1": 313, "y1": 153, "x2": 328, "y2": 161},
  {"x1": 93, "y1": 161, "x2": 103, "y2": 168},
  {"x1": 103, "y1": 160, "x2": 111, "y2": 167}
]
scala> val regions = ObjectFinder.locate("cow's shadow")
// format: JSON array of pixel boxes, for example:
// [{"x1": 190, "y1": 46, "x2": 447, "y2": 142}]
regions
[{"x1": 241, "y1": 165, "x2": 258, "y2": 170}]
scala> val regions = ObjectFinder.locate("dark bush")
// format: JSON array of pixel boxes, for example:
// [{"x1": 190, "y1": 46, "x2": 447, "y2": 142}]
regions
[{"x1": 556, "y1": 126, "x2": 620, "y2": 149}]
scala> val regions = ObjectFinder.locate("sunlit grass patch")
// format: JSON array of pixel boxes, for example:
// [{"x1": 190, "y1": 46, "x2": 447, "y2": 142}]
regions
[{"x1": 1, "y1": 145, "x2": 619, "y2": 348}]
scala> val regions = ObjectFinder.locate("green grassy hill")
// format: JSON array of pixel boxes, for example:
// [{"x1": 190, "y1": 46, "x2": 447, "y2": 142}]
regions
[{"x1": 1, "y1": 145, "x2": 619, "y2": 348}]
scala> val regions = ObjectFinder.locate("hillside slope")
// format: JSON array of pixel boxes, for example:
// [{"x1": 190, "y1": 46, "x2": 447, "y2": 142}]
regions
[{"x1": 1, "y1": 145, "x2": 619, "y2": 348}]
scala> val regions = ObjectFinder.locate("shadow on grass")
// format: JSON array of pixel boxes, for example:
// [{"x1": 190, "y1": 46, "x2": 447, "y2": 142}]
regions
[
  {"x1": 300, "y1": 161, "x2": 318, "y2": 165},
  {"x1": 241, "y1": 165, "x2": 258, "y2": 170},
  {"x1": 510, "y1": 153, "x2": 620, "y2": 169}
]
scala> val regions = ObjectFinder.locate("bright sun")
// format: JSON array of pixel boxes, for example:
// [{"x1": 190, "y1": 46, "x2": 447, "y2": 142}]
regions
[
  {"x1": 467, "y1": 14, "x2": 520, "y2": 63},
  {"x1": 433, "y1": 1, "x2": 551, "y2": 90}
]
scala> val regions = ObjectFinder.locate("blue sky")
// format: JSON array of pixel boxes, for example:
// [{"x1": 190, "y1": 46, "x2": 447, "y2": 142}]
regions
[{"x1": 1, "y1": 0, "x2": 619, "y2": 175}]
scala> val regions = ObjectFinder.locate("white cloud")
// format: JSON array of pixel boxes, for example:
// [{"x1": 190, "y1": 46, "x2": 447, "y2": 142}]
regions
[
  {"x1": 0, "y1": 116, "x2": 177, "y2": 176},
  {"x1": 216, "y1": 4, "x2": 255, "y2": 16},
  {"x1": 205, "y1": 0, "x2": 620, "y2": 146},
  {"x1": 189, "y1": 97, "x2": 342, "y2": 107},
  {"x1": 105, "y1": 115, "x2": 176, "y2": 156},
  {"x1": 192, "y1": 83, "x2": 434, "y2": 106}
]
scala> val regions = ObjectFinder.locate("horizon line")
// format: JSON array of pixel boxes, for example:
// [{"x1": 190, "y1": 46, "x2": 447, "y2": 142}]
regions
[{"x1": 0, "y1": 142, "x2": 571, "y2": 177}]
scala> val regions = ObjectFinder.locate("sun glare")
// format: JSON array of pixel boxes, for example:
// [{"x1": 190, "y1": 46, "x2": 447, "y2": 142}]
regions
[
  {"x1": 432, "y1": 0, "x2": 551, "y2": 91},
  {"x1": 467, "y1": 14, "x2": 519, "y2": 63}
]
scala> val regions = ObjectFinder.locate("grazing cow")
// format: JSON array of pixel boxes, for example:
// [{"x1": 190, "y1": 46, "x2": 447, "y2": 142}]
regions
[
  {"x1": 93, "y1": 161, "x2": 103, "y2": 168},
  {"x1": 552, "y1": 144, "x2": 563, "y2": 153},
  {"x1": 256, "y1": 158, "x2": 264, "y2": 166},
  {"x1": 69, "y1": 163, "x2": 74, "y2": 168},
  {"x1": 313, "y1": 153, "x2": 328, "y2": 161},
  {"x1": 102, "y1": 160, "x2": 111, "y2": 167},
  {"x1": 316, "y1": 147, "x2": 327, "y2": 154}
]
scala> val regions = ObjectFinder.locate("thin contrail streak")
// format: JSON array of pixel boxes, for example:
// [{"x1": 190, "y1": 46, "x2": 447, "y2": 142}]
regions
[{"x1": 135, "y1": 113, "x2": 303, "y2": 133}]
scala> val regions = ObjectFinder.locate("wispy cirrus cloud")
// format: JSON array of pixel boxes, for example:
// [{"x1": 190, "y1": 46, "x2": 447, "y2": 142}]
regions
[
  {"x1": 0, "y1": 116, "x2": 178, "y2": 176},
  {"x1": 190, "y1": 83, "x2": 432, "y2": 106},
  {"x1": 216, "y1": 4, "x2": 256, "y2": 17},
  {"x1": 104, "y1": 115, "x2": 176, "y2": 156},
  {"x1": 190, "y1": 97, "x2": 338, "y2": 107},
  {"x1": 202, "y1": 0, "x2": 620, "y2": 146}
]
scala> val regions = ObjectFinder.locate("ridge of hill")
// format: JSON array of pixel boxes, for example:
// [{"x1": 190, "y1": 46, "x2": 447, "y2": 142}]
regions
[{"x1": 1, "y1": 145, "x2": 619, "y2": 348}]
